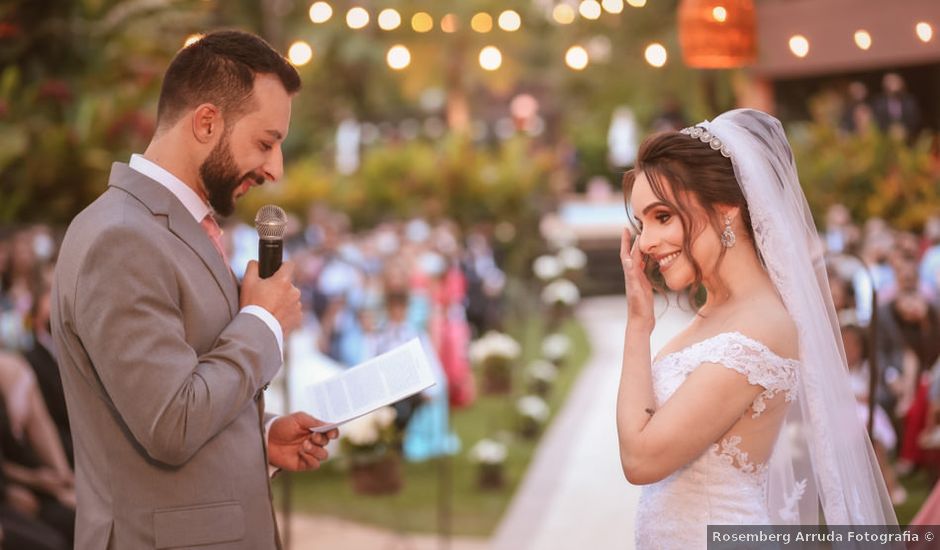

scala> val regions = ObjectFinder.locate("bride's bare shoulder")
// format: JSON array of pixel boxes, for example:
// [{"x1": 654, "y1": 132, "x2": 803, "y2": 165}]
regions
[{"x1": 726, "y1": 293, "x2": 799, "y2": 361}]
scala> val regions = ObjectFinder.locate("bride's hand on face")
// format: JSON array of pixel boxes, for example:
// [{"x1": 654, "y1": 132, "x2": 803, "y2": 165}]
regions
[{"x1": 621, "y1": 228, "x2": 655, "y2": 331}]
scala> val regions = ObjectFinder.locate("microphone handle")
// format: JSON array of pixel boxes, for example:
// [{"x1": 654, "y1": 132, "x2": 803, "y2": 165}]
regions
[{"x1": 258, "y1": 239, "x2": 283, "y2": 279}]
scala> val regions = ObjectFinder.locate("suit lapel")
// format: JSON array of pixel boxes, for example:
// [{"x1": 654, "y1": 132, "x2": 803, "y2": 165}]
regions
[{"x1": 108, "y1": 163, "x2": 239, "y2": 317}]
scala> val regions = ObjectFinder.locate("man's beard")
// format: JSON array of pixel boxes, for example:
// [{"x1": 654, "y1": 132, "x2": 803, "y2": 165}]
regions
[{"x1": 198, "y1": 133, "x2": 263, "y2": 217}]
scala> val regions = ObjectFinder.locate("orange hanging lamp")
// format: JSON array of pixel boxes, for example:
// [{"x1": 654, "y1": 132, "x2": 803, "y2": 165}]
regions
[{"x1": 678, "y1": 0, "x2": 757, "y2": 68}]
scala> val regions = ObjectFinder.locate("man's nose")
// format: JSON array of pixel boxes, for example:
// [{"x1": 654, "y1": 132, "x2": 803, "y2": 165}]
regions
[{"x1": 263, "y1": 147, "x2": 284, "y2": 182}]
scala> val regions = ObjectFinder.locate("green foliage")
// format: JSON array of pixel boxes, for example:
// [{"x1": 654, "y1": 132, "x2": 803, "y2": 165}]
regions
[
  {"x1": 791, "y1": 123, "x2": 940, "y2": 231},
  {"x1": 238, "y1": 133, "x2": 560, "y2": 277}
]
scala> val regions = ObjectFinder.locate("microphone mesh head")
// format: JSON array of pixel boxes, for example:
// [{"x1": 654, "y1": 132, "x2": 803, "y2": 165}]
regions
[{"x1": 255, "y1": 205, "x2": 287, "y2": 241}]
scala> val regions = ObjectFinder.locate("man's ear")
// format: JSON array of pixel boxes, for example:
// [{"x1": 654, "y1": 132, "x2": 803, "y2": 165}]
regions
[{"x1": 191, "y1": 103, "x2": 223, "y2": 144}]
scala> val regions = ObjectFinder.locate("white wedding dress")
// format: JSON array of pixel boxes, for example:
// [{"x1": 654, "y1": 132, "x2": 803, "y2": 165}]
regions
[{"x1": 634, "y1": 331, "x2": 801, "y2": 549}]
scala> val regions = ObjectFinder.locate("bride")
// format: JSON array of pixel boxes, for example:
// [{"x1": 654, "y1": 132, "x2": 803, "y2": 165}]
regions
[{"x1": 617, "y1": 109, "x2": 897, "y2": 548}]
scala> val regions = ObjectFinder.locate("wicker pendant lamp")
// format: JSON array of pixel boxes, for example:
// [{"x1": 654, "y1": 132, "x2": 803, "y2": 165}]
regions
[{"x1": 678, "y1": 0, "x2": 757, "y2": 68}]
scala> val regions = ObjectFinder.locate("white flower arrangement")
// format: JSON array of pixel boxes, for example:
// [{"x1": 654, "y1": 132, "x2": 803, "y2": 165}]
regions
[
  {"x1": 341, "y1": 407, "x2": 397, "y2": 447},
  {"x1": 540, "y1": 278, "x2": 580, "y2": 306},
  {"x1": 533, "y1": 254, "x2": 564, "y2": 281},
  {"x1": 541, "y1": 333, "x2": 572, "y2": 361},
  {"x1": 527, "y1": 359, "x2": 558, "y2": 383},
  {"x1": 469, "y1": 331, "x2": 522, "y2": 365},
  {"x1": 468, "y1": 438, "x2": 508, "y2": 465},
  {"x1": 516, "y1": 395, "x2": 550, "y2": 423},
  {"x1": 558, "y1": 247, "x2": 587, "y2": 271}
]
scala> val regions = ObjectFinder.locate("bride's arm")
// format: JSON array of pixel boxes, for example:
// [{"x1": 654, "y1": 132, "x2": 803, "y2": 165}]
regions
[
  {"x1": 616, "y1": 232, "x2": 790, "y2": 484},
  {"x1": 617, "y1": 357, "x2": 764, "y2": 485}
]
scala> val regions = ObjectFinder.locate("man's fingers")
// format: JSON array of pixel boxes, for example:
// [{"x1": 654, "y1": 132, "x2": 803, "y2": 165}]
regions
[
  {"x1": 244, "y1": 260, "x2": 259, "y2": 280},
  {"x1": 277, "y1": 261, "x2": 296, "y2": 281}
]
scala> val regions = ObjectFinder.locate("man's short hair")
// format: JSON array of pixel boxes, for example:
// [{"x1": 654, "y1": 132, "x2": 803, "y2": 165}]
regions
[{"x1": 156, "y1": 30, "x2": 301, "y2": 130}]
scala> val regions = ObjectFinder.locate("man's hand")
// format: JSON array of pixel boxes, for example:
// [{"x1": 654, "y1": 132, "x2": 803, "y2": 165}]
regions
[
  {"x1": 267, "y1": 412, "x2": 340, "y2": 472},
  {"x1": 241, "y1": 260, "x2": 302, "y2": 334}
]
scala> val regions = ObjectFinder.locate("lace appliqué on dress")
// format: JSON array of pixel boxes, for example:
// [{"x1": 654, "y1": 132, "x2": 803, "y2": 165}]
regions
[
  {"x1": 711, "y1": 436, "x2": 769, "y2": 480},
  {"x1": 653, "y1": 332, "x2": 800, "y2": 418}
]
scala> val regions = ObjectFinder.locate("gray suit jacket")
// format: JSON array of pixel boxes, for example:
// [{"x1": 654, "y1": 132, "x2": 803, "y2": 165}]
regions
[{"x1": 52, "y1": 163, "x2": 282, "y2": 549}]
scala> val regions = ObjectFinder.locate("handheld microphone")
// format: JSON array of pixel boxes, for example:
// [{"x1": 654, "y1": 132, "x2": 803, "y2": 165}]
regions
[{"x1": 254, "y1": 205, "x2": 287, "y2": 279}]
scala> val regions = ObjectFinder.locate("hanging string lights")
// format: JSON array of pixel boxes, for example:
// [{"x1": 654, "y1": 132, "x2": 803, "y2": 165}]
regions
[{"x1": 288, "y1": 2, "x2": 935, "y2": 71}]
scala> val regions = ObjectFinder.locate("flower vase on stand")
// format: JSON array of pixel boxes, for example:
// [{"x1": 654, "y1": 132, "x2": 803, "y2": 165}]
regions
[{"x1": 349, "y1": 453, "x2": 403, "y2": 495}]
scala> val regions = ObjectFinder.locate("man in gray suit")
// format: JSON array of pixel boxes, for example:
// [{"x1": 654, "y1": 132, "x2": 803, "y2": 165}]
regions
[{"x1": 51, "y1": 30, "x2": 337, "y2": 549}]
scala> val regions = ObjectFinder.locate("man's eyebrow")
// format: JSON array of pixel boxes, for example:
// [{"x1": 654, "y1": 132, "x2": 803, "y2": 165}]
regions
[
  {"x1": 641, "y1": 201, "x2": 669, "y2": 215},
  {"x1": 265, "y1": 129, "x2": 283, "y2": 140}
]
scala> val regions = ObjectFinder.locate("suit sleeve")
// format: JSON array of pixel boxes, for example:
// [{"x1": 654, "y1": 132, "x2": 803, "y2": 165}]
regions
[{"x1": 73, "y1": 224, "x2": 281, "y2": 466}]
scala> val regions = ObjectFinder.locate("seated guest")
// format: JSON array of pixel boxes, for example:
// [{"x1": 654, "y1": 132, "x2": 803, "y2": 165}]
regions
[
  {"x1": 23, "y1": 284, "x2": 71, "y2": 464},
  {"x1": 0, "y1": 350, "x2": 74, "y2": 546}
]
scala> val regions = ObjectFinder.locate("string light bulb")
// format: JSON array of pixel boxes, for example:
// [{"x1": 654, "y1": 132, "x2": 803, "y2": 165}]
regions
[
  {"x1": 288, "y1": 41, "x2": 312, "y2": 66},
  {"x1": 580, "y1": 0, "x2": 602, "y2": 20},
  {"x1": 412, "y1": 12, "x2": 433, "y2": 33},
  {"x1": 565, "y1": 46, "x2": 589, "y2": 70},
  {"x1": 308, "y1": 2, "x2": 332, "y2": 24},
  {"x1": 471, "y1": 13, "x2": 493, "y2": 33},
  {"x1": 377, "y1": 9, "x2": 401, "y2": 31},
  {"x1": 712, "y1": 6, "x2": 727, "y2": 23},
  {"x1": 916, "y1": 22, "x2": 933, "y2": 43},
  {"x1": 479, "y1": 46, "x2": 502, "y2": 70},
  {"x1": 854, "y1": 30, "x2": 872, "y2": 50},
  {"x1": 644, "y1": 43, "x2": 667, "y2": 67},
  {"x1": 183, "y1": 34, "x2": 203, "y2": 47},
  {"x1": 553, "y1": 4, "x2": 576, "y2": 25},
  {"x1": 387, "y1": 45, "x2": 411, "y2": 70},
  {"x1": 498, "y1": 10, "x2": 522, "y2": 32},
  {"x1": 602, "y1": 0, "x2": 624, "y2": 14},
  {"x1": 789, "y1": 34, "x2": 810, "y2": 58},
  {"x1": 346, "y1": 7, "x2": 369, "y2": 29}
]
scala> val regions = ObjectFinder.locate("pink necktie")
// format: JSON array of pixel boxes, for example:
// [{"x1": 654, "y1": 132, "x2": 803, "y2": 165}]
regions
[{"x1": 201, "y1": 214, "x2": 228, "y2": 265}]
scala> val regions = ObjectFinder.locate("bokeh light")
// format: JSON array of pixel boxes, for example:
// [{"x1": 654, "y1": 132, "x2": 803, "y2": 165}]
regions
[
  {"x1": 441, "y1": 14, "x2": 459, "y2": 33},
  {"x1": 387, "y1": 45, "x2": 411, "y2": 70},
  {"x1": 308, "y1": 2, "x2": 332, "y2": 24},
  {"x1": 412, "y1": 12, "x2": 433, "y2": 33},
  {"x1": 644, "y1": 43, "x2": 667, "y2": 67},
  {"x1": 471, "y1": 13, "x2": 493, "y2": 33},
  {"x1": 565, "y1": 46, "x2": 589, "y2": 70},
  {"x1": 287, "y1": 41, "x2": 313, "y2": 66},
  {"x1": 602, "y1": 0, "x2": 624, "y2": 14},
  {"x1": 854, "y1": 30, "x2": 872, "y2": 50},
  {"x1": 479, "y1": 46, "x2": 503, "y2": 71},
  {"x1": 789, "y1": 35, "x2": 810, "y2": 58},
  {"x1": 579, "y1": 0, "x2": 602, "y2": 20},
  {"x1": 712, "y1": 6, "x2": 727, "y2": 23},
  {"x1": 183, "y1": 34, "x2": 203, "y2": 48},
  {"x1": 346, "y1": 7, "x2": 369, "y2": 29},
  {"x1": 626, "y1": 0, "x2": 647, "y2": 7},
  {"x1": 377, "y1": 9, "x2": 401, "y2": 31},
  {"x1": 916, "y1": 22, "x2": 934, "y2": 43},
  {"x1": 498, "y1": 10, "x2": 522, "y2": 32},
  {"x1": 553, "y1": 4, "x2": 576, "y2": 25}
]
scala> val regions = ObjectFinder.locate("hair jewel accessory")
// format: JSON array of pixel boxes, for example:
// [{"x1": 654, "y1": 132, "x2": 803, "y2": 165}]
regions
[{"x1": 680, "y1": 126, "x2": 732, "y2": 158}]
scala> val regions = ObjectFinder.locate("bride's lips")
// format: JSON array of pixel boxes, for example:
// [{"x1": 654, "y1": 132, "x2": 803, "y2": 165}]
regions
[{"x1": 656, "y1": 251, "x2": 681, "y2": 272}]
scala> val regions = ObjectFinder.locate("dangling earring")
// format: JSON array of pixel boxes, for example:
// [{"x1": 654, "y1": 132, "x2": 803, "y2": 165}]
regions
[{"x1": 721, "y1": 216, "x2": 736, "y2": 248}]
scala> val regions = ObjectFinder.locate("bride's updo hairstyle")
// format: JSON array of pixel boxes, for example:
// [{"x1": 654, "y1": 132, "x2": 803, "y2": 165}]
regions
[{"x1": 623, "y1": 131, "x2": 755, "y2": 302}]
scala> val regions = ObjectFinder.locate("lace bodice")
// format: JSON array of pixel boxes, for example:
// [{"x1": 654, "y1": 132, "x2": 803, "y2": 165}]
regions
[{"x1": 635, "y1": 332, "x2": 801, "y2": 549}]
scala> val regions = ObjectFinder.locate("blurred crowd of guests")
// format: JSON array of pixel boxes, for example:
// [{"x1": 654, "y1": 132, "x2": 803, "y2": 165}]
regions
[
  {"x1": 222, "y1": 207, "x2": 509, "y2": 462},
  {"x1": 824, "y1": 205, "x2": 940, "y2": 510},
  {"x1": 839, "y1": 72, "x2": 923, "y2": 141},
  {"x1": 0, "y1": 209, "x2": 512, "y2": 545},
  {"x1": 0, "y1": 225, "x2": 74, "y2": 549}
]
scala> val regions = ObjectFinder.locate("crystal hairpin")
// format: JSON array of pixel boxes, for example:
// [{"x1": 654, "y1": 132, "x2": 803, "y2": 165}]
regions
[{"x1": 680, "y1": 126, "x2": 732, "y2": 158}]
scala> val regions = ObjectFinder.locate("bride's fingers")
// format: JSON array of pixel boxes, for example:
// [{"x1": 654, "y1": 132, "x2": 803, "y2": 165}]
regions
[{"x1": 620, "y1": 228, "x2": 632, "y2": 265}]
